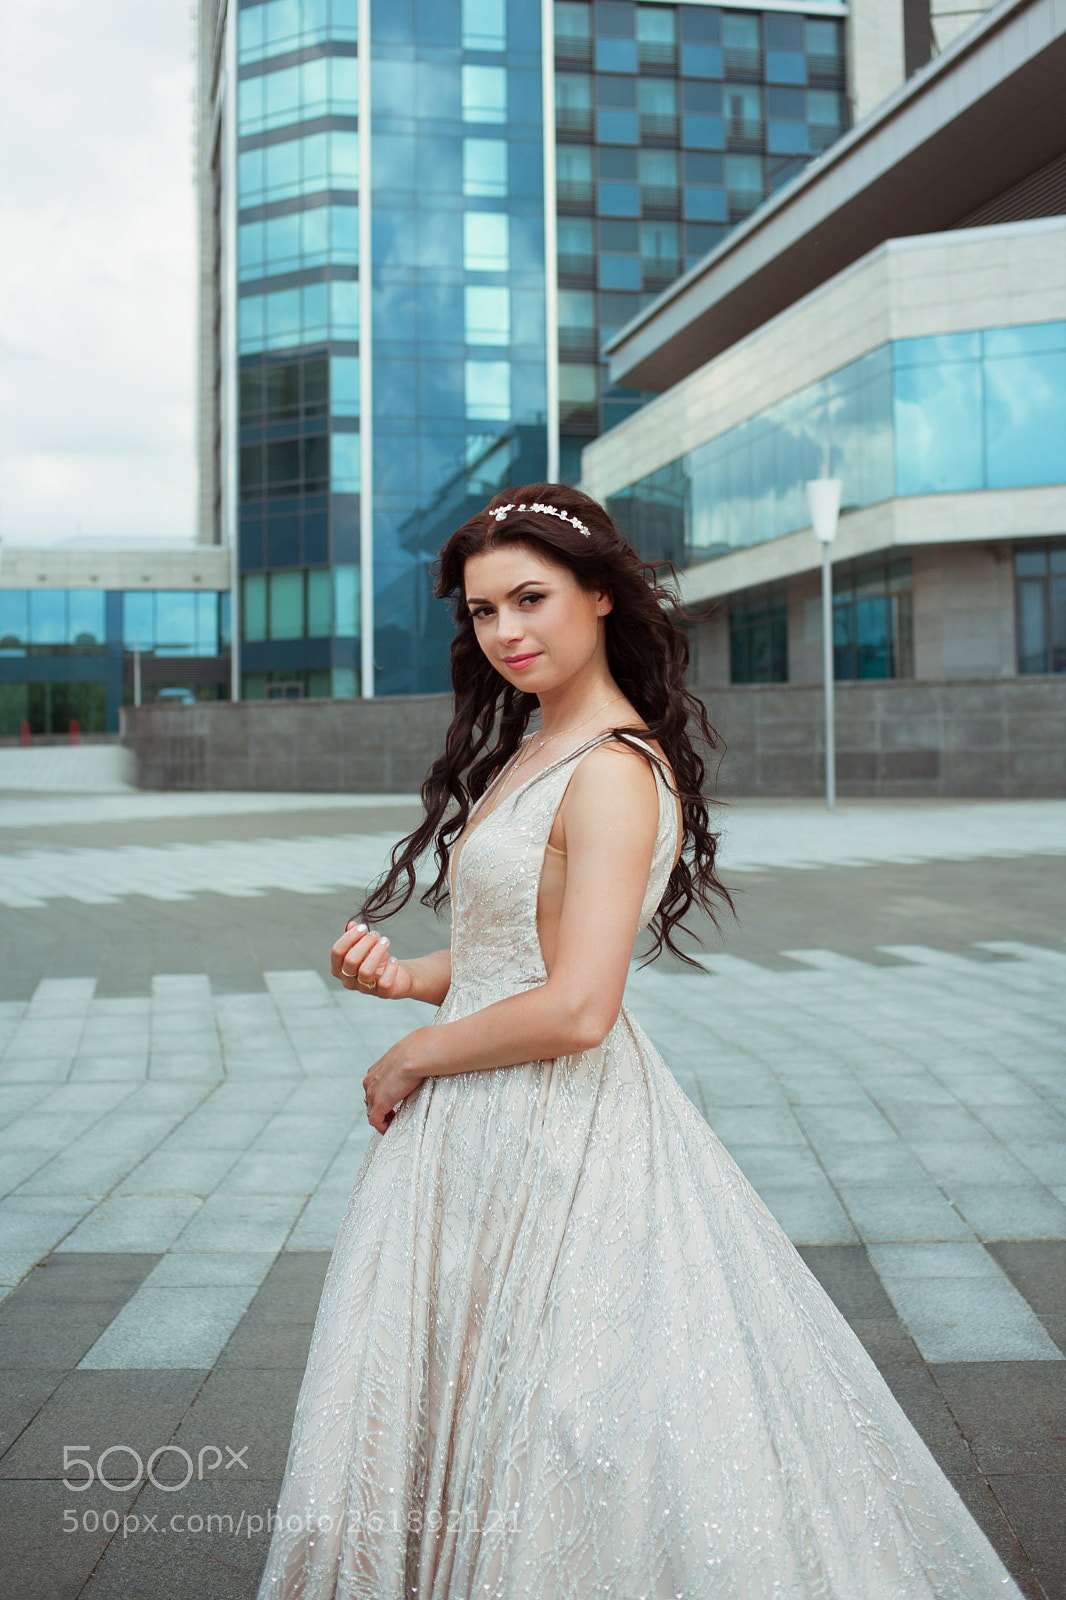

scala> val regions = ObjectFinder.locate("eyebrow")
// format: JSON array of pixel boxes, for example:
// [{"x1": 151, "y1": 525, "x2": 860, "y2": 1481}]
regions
[{"x1": 465, "y1": 579, "x2": 548, "y2": 606}]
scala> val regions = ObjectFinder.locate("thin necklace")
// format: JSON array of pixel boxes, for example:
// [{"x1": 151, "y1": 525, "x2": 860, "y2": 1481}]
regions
[{"x1": 512, "y1": 695, "x2": 629, "y2": 773}]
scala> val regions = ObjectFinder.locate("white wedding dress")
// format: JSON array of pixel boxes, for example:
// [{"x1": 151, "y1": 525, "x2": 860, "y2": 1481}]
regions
[{"x1": 256, "y1": 733, "x2": 1021, "y2": 1600}]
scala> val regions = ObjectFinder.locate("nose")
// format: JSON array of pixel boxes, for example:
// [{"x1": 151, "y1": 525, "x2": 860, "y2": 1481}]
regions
[{"x1": 498, "y1": 605, "x2": 525, "y2": 645}]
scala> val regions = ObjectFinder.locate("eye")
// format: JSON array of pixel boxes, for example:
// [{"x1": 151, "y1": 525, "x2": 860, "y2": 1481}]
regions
[
  {"x1": 470, "y1": 604, "x2": 494, "y2": 621},
  {"x1": 519, "y1": 592, "x2": 544, "y2": 606}
]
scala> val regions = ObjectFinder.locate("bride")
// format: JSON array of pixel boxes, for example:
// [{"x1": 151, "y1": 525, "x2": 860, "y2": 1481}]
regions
[{"x1": 255, "y1": 485, "x2": 1019, "y2": 1599}]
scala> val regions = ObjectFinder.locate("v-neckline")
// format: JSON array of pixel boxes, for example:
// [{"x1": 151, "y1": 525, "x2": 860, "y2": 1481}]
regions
[{"x1": 449, "y1": 728, "x2": 658, "y2": 895}]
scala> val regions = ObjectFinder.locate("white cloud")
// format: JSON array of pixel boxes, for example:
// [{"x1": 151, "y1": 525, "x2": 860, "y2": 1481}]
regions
[{"x1": 0, "y1": 0, "x2": 197, "y2": 545}]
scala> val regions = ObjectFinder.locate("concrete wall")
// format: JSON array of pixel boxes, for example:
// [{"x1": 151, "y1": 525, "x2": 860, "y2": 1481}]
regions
[
  {"x1": 703, "y1": 677, "x2": 1065, "y2": 797},
  {"x1": 121, "y1": 678, "x2": 1066, "y2": 798},
  {"x1": 121, "y1": 696, "x2": 453, "y2": 794}
]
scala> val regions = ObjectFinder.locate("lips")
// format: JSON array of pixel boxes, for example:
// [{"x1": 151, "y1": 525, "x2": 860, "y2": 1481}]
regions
[{"x1": 502, "y1": 652, "x2": 541, "y2": 669}]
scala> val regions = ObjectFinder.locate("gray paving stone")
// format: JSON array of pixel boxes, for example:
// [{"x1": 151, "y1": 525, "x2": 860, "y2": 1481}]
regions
[
  {"x1": 170, "y1": 1195, "x2": 305, "y2": 1255},
  {"x1": 837, "y1": 1182, "x2": 977, "y2": 1244},
  {"x1": 79, "y1": 1285, "x2": 262, "y2": 1370},
  {"x1": 56, "y1": 1197, "x2": 203, "y2": 1254},
  {"x1": 947, "y1": 1184, "x2": 1066, "y2": 1242},
  {"x1": 751, "y1": 1180, "x2": 858, "y2": 1245}
]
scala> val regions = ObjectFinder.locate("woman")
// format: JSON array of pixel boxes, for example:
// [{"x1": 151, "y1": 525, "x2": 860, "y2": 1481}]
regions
[{"x1": 256, "y1": 485, "x2": 1019, "y2": 1599}]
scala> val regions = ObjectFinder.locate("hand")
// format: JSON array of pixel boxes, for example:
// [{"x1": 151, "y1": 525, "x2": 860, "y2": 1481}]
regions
[
  {"x1": 363, "y1": 1031, "x2": 430, "y2": 1134},
  {"x1": 332, "y1": 921, "x2": 414, "y2": 999}
]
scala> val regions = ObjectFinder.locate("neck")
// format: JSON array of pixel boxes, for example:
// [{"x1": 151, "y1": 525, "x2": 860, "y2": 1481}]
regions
[{"x1": 535, "y1": 669, "x2": 620, "y2": 738}]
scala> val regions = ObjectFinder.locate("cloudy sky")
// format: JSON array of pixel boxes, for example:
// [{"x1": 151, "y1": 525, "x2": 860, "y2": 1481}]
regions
[{"x1": 0, "y1": 0, "x2": 196, "y2": 546}]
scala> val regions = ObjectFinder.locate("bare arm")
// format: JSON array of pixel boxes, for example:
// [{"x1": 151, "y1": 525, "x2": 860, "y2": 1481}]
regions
[{"x1": 362, "y1": 744, "x2": 660, "y2": 1132}]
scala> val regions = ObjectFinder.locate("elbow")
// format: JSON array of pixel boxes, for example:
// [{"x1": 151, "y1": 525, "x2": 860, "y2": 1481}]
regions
[{"x1": 562, "y1": 1000, "x2": 619, "y2": 1055}]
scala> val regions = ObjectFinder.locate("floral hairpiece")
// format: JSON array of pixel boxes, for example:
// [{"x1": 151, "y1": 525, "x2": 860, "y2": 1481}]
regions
[{"x1": 490, "y1": 501, "x2": 591, "y2": 538}]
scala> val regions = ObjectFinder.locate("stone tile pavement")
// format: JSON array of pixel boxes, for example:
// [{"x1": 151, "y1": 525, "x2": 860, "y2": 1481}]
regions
[{"x1": 0, "y1": 788, "x2": 1063, "y2": 1597}]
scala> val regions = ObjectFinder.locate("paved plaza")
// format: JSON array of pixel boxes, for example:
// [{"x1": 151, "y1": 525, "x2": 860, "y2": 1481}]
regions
[{"x1": 0, "y1": 772, "x2": 1063, "y2": 1598}]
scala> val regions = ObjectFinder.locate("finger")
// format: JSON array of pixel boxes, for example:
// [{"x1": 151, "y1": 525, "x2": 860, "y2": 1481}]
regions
[
  {"x1": 377, "y1": 957, "x2": 399, "y2": 992},
  {"x1": 355, "y1": 936, "x2": 390, "y2": 988},
  {"x1": 339, "y1": 931, "x2": 381, "y2": 979},
  {"x1": 331, "y1": 925, "x2": 368, "y2": 976}
]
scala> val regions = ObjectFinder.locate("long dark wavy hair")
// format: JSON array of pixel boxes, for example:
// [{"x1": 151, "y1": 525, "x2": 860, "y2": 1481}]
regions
[{"x1": 359, "y1": 482, "x2": 733, "y2": 964}]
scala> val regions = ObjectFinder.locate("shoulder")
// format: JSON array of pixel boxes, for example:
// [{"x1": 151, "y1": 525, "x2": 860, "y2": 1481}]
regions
[{"x1": 560, "y1": 737, "x2": 661, "y2": 835}]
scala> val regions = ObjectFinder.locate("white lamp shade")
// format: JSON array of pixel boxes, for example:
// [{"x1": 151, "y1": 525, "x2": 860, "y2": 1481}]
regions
[{"x1": 806, "y1": 478, "x2": 842, "y2": 543}]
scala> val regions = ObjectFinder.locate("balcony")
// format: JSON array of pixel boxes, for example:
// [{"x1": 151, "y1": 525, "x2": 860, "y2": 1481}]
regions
[
  {"x1": 637, "y1": 38, "x2": 678, "y2": 70},
  {"x1": 807, "y1": 51, "x2": 845, "y2": 83},
  {"x1": 726, "y1": 191, "x2": 763, "y2": 223},
  {"x1": 558, "y1": 326, "x2": 599, "y2": 357},
  {"x1": 726, "y1": 116, "x2": 764, "y2": 149},
  {"x1": 723, "y1": 46, "x2": 763, "y2": 78},
  {"x1": 638, "y1": 112, "x2": 679, "y2": 141},
  {"x1": 556, "y1": 105, "x2": 594, "y2": 138},
  {"x1": 555, "y1": 34, "x2": 592, "y2": 67},
  {"x1": 640, "y1": 184, "x2": 681, "y2": 214},
  {"x1": 557, "y1": 178, "x2": 595, "y2": 208},
  {"x1": 642, "y1": 256, "x2": 682, "y2": 290},
  {"x1": 557, "y1": 251, "x2": 596, "y2": 283},
  {"x1": 808, "y1": 121, "x2": 843, "y2": 152}
]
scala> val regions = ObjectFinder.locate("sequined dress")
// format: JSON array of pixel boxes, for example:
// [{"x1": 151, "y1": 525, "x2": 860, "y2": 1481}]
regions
[{"x1": 256, "y1": 733, "x2": 1020, "y2": 1600}]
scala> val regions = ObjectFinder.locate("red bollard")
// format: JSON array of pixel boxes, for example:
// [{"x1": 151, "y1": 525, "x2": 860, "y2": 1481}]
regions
[
  {"x1": 19, "y1": 720, "x2": 30, "y2": 748},
  {"x1": 69, "y1": 719, "x2": 81, "y2": 746}
]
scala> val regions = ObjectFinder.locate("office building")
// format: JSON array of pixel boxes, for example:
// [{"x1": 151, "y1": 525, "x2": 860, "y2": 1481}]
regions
[
  {"x1": 0, "y1": 545, "x2": 231, "y2": 739},
  {"x1": 199, "y1": 0, "x2": 874, "y2": 699},
  {"x1": 579, "y1": 0, "x2": 1064, "y2": 790}
]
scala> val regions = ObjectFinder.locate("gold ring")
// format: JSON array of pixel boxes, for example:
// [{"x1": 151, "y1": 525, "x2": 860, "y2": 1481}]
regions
[{"x1": 357, "y1": 977, "x2": 377, "y2": 991}]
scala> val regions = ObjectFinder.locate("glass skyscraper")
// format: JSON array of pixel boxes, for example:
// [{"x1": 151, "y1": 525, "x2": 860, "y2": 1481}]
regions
[{"x1": 198, "y1": 0, "x2": 847, "y2": 698}]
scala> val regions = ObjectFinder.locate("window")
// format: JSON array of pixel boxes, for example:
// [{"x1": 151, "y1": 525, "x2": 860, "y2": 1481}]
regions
[
  {"x1": 559, "y1": 363, "x2": 599, "y2": 421},
  {"x1": 806, "y1": 89, "x2": 844, "y2": 151},
  {"x1": 558, "y1": 288, "x2": 597, "y2": 354},
  {"x1": 637, "y1": 78, "x2": 677, "y2": 138},
  {"x1": 331, "y1": 432, "x2": 360, "y2": 492},
  {"x1": 238, "y1": 130, "x2": 359, "y2": 207},
  {"x1": 725, "y1": 154, "x2": 764, "y2": 217},
  {"x1": 465, "y1": 360, "x2": 511, "y2": 420},
  {"x1": 463, "y1": 212, "x2": 509, "y2": 271},
  {"x1": 641, "y1": 220, "x2": 680, "y2": 286},
  {"x1": 556, "y1": 72, "x2": 593, "y2": 135},
  {"x1": 239, "y1": 203, "x2": 358, "y2": 282},
  {"x1": 331, "y1": 355, "x2": 360, "y2": 417},
  {"x1": 833, "y1": 556, "x2": 913, "y2": 680},
  {"x1": 462, "y1": 64, "x2": 507, "y2": 124},
  {"x1": 639, "y1": 148, "x2": 679, "y2": 205},
  {"x1": 238, "y1": 55, "x2": 358, "y2": 135},
  {"x1": 462, "y1": 0, "x2": 505, "y2": 50},
  {"x1": 0, "y1": 591, "x2": 28, "y2": 652},
  {"x1": 555, "y1": 2, "x2": 592, "y2": 62},
  {"x1": 465, "y1": 285, "x2": 510, "y2": 345},
  {"x1": 333, "y1": 565, "x2": 359, "y2": 635},
  {"x1": 557, "y1": 144, "x2": 594, "y2": 205},
  {"x1": 463, "y1": 139, "x2": 508, "y2": 198},
  {"x1": 725, "y1": 85, "x2": 763, "y2": 144},
  {"x1": 238, "y1": 0, "x2": 357, "y2": 65},
  {"x1": 636, "y1": 6, "x2": 676, "y2": 67},
  {"x1": 558, "y1": 214, "x2": 595, "y2": 277},
  {"x1": 1015, "y1": 544, "x2": 1066, "y2": 674},
  {"x1": 723, "y1": 12, "x2": 762, "y2": 75},
  {"x1": 730, "y1": 585, "x2": 788, "y2": 683}
]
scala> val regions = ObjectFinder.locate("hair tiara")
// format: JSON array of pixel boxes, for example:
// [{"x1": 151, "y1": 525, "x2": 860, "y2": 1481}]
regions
[{"x1": 489, "y1": 501, "x2": 591, "y2": 539}]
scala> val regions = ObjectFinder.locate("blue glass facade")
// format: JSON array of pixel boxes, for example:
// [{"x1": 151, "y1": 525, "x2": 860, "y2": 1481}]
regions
[
  {"x1": 228, "y1": 0, "x2": 849, "y2": 696},
  {"x1": 0, "y1": 591, "x2": 231, "y2": 736},
  {"x1": 608, "y1": 323, "x2": 1066, "y2": 568}
]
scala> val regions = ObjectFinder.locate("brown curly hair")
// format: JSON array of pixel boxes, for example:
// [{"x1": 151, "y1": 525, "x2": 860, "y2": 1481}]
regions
[{"x1": 359, "y1": 482, "x2": 733, "y2": 964}]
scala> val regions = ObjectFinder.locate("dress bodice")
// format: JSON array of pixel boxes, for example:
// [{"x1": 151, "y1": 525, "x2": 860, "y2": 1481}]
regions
[{"x1": 444, "y1": 732, "x2": 679, "y2": 1016}]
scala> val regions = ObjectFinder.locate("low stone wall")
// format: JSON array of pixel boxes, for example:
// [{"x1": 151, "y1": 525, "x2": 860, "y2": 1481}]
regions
[
  {"x1": 120, "y1": 676, "x2": 1066, "y2": 797},
  {"x1": 120, "y1": 695, "x2": 453, "y2": 793},
  {"x1": 702, "y1": 676, "x2": 1066, "y2": 798}
]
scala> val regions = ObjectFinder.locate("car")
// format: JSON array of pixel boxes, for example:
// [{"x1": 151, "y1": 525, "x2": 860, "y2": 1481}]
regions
[{"x1": 155, "y1": 687, "x2": 197, "y2": 706}]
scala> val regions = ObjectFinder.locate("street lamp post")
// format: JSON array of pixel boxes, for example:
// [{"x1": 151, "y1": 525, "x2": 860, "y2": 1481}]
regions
[{"x1": 805, "y1": 477, "x2": 842, "y2": 811}]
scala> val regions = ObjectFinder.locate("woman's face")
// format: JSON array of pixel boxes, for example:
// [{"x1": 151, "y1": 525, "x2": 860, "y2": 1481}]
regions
[{"x1": 463, "y1": 542, "x2": 612, "y2": 695}]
